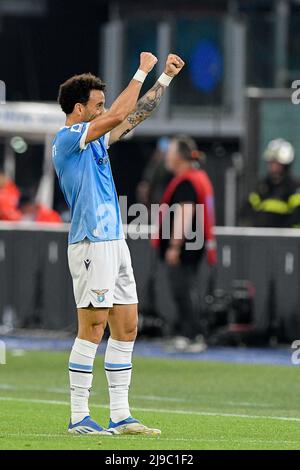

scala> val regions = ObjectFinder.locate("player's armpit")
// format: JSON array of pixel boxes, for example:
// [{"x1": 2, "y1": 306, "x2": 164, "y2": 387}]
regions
[
  {"x1": 108, "y1": 81, "x2": 166, "y2": 145},
  {"x1": 84, "y1": 111, "x2": 124, "y2": 145}
]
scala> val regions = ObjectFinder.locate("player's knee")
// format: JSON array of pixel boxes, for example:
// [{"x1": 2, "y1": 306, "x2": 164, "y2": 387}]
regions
[
  {"x1": 91, "y1": 321, "x2": 106, "y2": 341},
  {"x1": 123, "y1": 324, "x2": 138, "y2": 341},
  {"x1": 79, "y1": 320, "x2": 106, "y2": 343}
]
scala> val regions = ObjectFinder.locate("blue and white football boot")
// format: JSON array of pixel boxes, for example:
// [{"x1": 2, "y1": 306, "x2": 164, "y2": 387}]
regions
[
  {"x1": 108, "y1": 416, "x2": 161, "y2": 435},
  {"x1": 68, "y1": 416, "x2": 114, "y2": 435}
]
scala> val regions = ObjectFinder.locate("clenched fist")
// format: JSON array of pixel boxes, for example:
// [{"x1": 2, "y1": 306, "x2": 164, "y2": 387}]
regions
[
  {"x1": 164, "y1": 54, "x2": 185, "y2": 77},
  {"x1": 139, "y1": 52, "x2": 158, "y2": 74}
]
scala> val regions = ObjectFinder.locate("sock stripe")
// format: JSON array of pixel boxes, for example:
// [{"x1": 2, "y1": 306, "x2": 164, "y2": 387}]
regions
[
  {"x1": 104, "y1": 362, "x2": 132, "y2": 369},
  {"x1": 69, "y1": 362, "x2": 93, "y2": 372},
  {"x1": 105, "y1": 367, "x2": 132, "y2": 372},
  {"x1": 69, "y1": 369, "x2": 92, "y2": 374}
]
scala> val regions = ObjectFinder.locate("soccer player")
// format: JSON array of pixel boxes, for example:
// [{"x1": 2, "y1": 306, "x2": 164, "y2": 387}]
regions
[{"x1": 52, "y1": 52, "x2": 185, "y2": 435}]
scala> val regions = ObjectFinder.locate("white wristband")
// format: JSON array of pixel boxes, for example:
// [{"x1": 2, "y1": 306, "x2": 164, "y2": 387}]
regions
[
  {"x1": 158, "y1": 72, "x2": 173, "y2": 87},
  {"x1": 133, "y1": 69, "x2": 147, "y2": 83}
]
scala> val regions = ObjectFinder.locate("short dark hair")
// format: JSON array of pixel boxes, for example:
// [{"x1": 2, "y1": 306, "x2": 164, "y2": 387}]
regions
[{"x1": 58, "y1": 73, "x2": 106, "y2": 115}]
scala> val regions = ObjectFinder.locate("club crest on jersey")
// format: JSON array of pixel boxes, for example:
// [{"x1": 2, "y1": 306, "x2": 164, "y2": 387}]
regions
[{"x1": 91, "y1": 289, "x2": 109, "y2": 303}]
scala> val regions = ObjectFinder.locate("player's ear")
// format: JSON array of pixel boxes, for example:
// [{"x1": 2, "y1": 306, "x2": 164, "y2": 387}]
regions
[{"x1": 74, "y1": 102, "x2": 84, "y2": 115}]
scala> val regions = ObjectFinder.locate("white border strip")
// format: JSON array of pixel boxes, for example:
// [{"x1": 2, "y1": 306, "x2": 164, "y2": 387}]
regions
[
  {"x1": 0, "y1": 221, "x2": 300, "y2": 239},
  {"x1": 215, "y1": 226, "x2": 300, "y2": 238},
  {"x1": 0, "y1": 221, "x2": 70, "y2": 232}
]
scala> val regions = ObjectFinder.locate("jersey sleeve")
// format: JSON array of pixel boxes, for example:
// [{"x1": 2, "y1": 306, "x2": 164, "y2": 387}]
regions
[
  {"x1": 104, "y1": 132, "x2": 110, "y2": 149},
  {"x1": 59, "y1": 123, "x2": 91, "y2": 154}
]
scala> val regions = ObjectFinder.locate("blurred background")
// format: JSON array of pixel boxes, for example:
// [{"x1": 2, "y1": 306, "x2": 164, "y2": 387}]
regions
[{"x1": 1, "y1": 0, "x2": 300, "y2": 349}]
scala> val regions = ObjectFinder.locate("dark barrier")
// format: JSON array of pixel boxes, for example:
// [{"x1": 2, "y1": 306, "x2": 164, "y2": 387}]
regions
[
  {"x1": 0, "y1": 223, "x2": 300, "y2": 342},
  {"x1": 0, "y1": 225, "x2": 75, "y2": 330},
  {"x1": 213, "y1": 228, "x2": 300, "y2": 342}
]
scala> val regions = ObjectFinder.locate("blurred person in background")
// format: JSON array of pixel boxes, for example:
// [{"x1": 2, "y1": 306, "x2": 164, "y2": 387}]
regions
[
  {"x1": 53, "y1": 52, "x2": 185, "y2": 436},
  {"x1": 0, "y1": 171, "x2": 21, "y2": 221},
  {"x1": 136, "y1": 137, "x2": 172, "y2": 206},
  {"x1": 152, "y1": 136, "x2": 217, "y2": 352},
  {"x1": 19, "y1": 193, "x2": 62, "y2": 223},
  {"x1": 241, "y1": 139, "x2": 300, "y2": 228}
]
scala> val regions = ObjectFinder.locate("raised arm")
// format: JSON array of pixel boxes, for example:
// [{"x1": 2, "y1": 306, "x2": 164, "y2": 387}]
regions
[
  {"x1": 85, "y1": 52, "x2": 158, "y2": 144},
  {"x1": 108, "y1": 54, "x2": 185, "y2": 145}
]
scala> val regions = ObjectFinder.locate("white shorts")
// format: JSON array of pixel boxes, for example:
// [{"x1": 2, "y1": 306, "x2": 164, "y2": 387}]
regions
[{"x1": 68, "y1": 238, "x2": 138, "y2": 308}]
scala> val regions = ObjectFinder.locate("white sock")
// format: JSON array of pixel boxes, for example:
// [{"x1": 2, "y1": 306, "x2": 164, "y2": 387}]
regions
[
  {"x1": 69, "y1": 337, "x2": 98, "y2": 425},
  {"x1": 104, "y1": 337, "x2": 134, "y2": 423}
]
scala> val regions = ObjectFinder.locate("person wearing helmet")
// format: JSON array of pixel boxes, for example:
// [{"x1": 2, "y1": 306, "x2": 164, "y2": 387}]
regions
[{"x1": 241, "y1": 139, "x2": 300, "y2": 227}]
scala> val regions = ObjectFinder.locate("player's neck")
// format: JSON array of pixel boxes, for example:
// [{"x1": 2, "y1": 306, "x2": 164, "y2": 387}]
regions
[{"x1": 65, "y1": 115, "x2": 84, "y2": 127}]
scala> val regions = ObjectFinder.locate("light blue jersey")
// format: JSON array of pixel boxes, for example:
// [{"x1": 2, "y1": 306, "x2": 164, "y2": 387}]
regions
[{"x1": 52, "y1": 123, "x2": 124, "y2": 244}]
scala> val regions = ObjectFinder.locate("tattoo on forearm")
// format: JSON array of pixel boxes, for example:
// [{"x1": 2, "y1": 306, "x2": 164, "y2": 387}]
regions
[{"x1": 119, "y1": 82, "x2": 165, "y2": 139}]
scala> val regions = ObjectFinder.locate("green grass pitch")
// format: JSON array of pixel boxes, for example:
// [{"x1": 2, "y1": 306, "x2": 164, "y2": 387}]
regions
[{"x1": 0, "y1": 350, "x2": 300, "y2": 450}]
